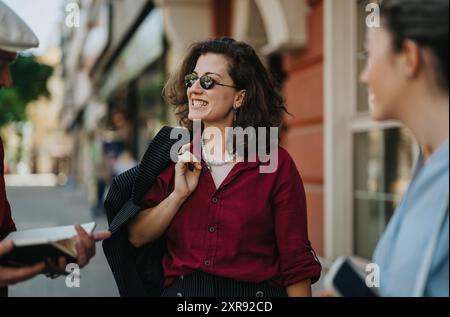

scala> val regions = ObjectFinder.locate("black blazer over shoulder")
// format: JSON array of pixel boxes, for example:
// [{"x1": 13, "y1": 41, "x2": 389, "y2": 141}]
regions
[{"x1": 102, "y1": 126, "x2": 189, "y2": 297}]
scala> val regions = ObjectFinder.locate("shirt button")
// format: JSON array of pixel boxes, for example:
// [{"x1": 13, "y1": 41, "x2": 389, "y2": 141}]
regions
[
  {"x1": 256, "y1": 291, "x2": 264, "y2": 297},
  {"x1": 211, "y1": 197, "x2": 218, "y2": 203},
  {"x1": 209, "y1": 226, "x2": 216, "y2": 233},
  {"x1": 204, "y1": 260, "x2": 211, "y2": 266}
]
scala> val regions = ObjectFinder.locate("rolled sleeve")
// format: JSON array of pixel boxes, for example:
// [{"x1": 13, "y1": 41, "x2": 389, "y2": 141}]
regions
[{"x1": 273, "y1": 156, "x2": 321, "y2": 286}]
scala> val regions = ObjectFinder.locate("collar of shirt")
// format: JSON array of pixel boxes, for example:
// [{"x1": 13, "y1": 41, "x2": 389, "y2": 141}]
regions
[{"x1": 189, "y1": 133, "x2": 263, "y2": 172}]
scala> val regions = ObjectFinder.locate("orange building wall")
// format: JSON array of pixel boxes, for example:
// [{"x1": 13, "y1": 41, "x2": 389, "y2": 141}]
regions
[
  {"x1": 212, "y1": 0, "x2": 232, "y2": 37},
  {"x1": 282, "y1": 0, "x2": 324, "y2": 256}
]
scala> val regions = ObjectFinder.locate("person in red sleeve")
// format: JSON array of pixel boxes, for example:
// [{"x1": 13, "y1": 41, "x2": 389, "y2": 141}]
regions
[
  {"x1": 0, "y1": 137, "x2": 15, "y2": 240},
  {"x1": 128, "y1": 38, "x2": 322, "y2": 297},
  {"x1": 0, "y1": 0, "x2": 110, "y2": 296}
]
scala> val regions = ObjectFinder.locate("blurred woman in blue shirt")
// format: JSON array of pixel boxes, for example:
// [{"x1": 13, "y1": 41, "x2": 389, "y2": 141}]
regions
[{"x1": 360, "y1": 0, "x2": 448, "y2": 296}]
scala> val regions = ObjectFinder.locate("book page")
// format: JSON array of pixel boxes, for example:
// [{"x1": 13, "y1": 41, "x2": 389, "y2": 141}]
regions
[
  {"x1": 52, "y1": 239, "x2": 77, "y2": 258},
  {"x1": 5, "y1": 222, "x2": 96, "y2": 247}
]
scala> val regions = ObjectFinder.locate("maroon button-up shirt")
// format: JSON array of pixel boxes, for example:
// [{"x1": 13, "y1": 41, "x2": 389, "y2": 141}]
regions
[
  {"x1": 140, "y1": 146, "x2": 321, "y2": 288},
  {"x1": 0, "y1": 138, "x2": 16, "y2": 240}
]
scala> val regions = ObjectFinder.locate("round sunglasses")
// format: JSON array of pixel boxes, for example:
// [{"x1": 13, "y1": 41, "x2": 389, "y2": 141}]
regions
[{"x1": 184, "y1": 73, "x2": 237, "y2": 90}]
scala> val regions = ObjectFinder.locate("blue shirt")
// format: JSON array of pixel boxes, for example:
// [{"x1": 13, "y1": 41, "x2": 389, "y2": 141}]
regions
[{"x1": 373, "y1": 139, "x2": 449, "y2": 297}]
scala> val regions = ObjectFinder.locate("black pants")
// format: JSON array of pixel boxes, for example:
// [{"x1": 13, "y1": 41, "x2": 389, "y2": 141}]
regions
[{"x1": 161, "y1": 271, "x2": 287, "y2": 297}]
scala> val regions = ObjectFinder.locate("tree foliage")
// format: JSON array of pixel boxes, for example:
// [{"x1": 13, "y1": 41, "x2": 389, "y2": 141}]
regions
[{"x1": 0, "y1": 54, "x2": 53, "y2": 128}]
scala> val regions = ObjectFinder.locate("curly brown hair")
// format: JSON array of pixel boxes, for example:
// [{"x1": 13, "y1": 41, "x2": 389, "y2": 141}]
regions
[{"x1": 163, "y1": 37, "x2": 288, "y2": 134}]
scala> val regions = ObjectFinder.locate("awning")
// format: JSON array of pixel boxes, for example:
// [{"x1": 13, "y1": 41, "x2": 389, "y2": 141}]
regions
[{"x1": 100, "y1": 8, "x2": 164, "y2": 100}]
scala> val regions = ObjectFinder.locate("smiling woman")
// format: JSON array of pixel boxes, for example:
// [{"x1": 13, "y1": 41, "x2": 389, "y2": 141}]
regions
[
  {"x1": 127, "y1": 37, "x2": 322, "y2": 298},
  {"x1": 164, "y1": 38, "x2": 286, "y2": 134}
]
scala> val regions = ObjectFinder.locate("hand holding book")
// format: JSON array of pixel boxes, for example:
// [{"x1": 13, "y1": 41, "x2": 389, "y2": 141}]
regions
[
  {"x1": 72, "y1": 224, "x2": 111, "y2": 268},
  {"x1": 0, "y1": 240, "x2": 45, "y2": 287},
  {"x1": 0, "y1": 223, "x2": 111, "y2": 287}
]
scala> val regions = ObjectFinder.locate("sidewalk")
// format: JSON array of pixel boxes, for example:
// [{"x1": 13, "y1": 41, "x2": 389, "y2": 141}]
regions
[{"x1": 5, "y1": 183, "x2": 119, "y2": 297}]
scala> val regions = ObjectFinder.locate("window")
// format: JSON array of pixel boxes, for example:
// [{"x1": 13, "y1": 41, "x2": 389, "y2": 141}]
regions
[
  {"x1": 351, "y1": 0, "x2": 415, "y2": 259},
  {"x1": 353, "y1": 128, "x2": 414, "y2": 258}
]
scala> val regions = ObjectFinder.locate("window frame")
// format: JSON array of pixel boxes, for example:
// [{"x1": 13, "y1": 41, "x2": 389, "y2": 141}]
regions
[{"x1": 324, "y1": 0, "x2": 418, "y2": 262}]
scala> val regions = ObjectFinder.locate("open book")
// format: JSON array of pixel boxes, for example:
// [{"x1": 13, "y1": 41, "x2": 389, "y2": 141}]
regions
[{"x1": 0, "y1": 222, "x2": 96, "y2": 273}]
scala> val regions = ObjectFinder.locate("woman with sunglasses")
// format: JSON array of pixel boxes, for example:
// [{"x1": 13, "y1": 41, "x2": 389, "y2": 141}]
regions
[{"x1": 127, "y1": 38, "x2": 321, "y2": 297}]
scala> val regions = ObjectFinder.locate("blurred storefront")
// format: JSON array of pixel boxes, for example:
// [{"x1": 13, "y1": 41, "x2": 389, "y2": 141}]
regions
[
  {"x1": 60, "y1": 0, "x2": 169, "y2": 213},
  {"x1": 2, "y1": 46, "x2": 70, "y2": 181}
]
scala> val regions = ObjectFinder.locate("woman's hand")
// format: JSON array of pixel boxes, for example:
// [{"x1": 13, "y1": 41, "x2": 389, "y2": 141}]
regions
[
  {"x1": 317, "y1": 290, "x2": 336, "y2": 297},
  {"x1": 286, "y1": 279, "x2": 312, "y2": 297},
  {"x1": 0, "y1": 240, "x2": 45, "y2": 287},
  {"x1": 128, "y1": 144, "x2": 200, "y2": 247},
  {"x1": 72, "y1": 225, "x2": 111, "y2": 268},
  {"x1": 41, "y1": 226, "x2": 112, "y2": 277},
  {"x1": 173, "y1": 143, "x2": 202, "y2": 200}
]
